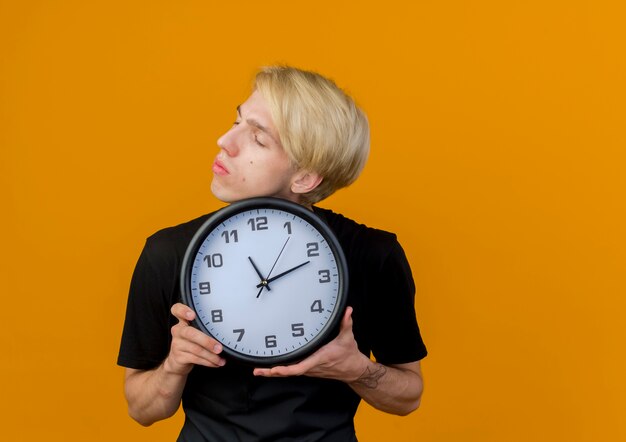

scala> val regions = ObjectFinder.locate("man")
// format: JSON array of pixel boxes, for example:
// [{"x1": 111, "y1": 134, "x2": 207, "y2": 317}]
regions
[{"x1": 118, "y1": 66, "x2": 427, "y2": 441}]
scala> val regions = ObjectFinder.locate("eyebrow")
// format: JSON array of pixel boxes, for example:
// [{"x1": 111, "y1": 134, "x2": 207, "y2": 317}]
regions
[{"x1": 236, "y1": 105, "x2": 281, "y2": 145}]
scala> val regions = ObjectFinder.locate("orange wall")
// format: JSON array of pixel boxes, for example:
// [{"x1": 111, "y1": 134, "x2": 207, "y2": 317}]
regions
[{"x1": 1, "y1": 1, "x2": 625, "y2": 441}]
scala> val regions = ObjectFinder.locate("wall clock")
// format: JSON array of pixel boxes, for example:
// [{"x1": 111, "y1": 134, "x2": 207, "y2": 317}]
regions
[{"x1": 181, "y1": 197, "x2": 348, "y2": 366}]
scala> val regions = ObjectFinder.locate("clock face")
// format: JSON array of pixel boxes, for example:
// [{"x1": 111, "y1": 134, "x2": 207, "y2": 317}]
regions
[{"x1": 181, "y1": 198, "x2": 348, "y2": 366}]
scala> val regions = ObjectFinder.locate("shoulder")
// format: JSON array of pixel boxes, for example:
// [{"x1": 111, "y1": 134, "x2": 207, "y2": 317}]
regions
[
  {"x1": 142, "y1": 212, "x2": 215, "y2": 265},
  {"x1": 313, "y1": 206, "x2": 401, "y2": 268}
]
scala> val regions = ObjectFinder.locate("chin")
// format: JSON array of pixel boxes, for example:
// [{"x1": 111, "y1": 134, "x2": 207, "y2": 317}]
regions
[
  {"x1": 211, "y1": 180, "x2": 298, "y2": 204},
  {"x1": 210, "y1": 181, "x2": 234, "y2": 203},
  {"x1": 211, "y1": 181, "x2": 253, "y2": 204},
  {"x1": 211, "y1": 192, "x2": 238, "y2": 204}
]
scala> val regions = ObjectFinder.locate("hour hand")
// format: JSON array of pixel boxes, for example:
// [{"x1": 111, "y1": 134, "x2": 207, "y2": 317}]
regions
[
  {"x1": 248, "y1": 256, "x2": 270, "y2": 291},
  {"x1": 256, "y1": 261, "x2": 311, "y2": 288}
]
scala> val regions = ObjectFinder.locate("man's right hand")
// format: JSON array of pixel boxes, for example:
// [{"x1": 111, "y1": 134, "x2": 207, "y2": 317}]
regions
[
  {"x1": 165, "y1": 303, "x2": 226, "y2": 375},
  {"x1": 123, "y1": 303, "x2": 226, "y2": 426}
]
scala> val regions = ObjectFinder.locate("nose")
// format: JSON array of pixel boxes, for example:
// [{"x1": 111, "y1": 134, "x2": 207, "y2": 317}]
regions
[{"x1": 217, "y1": 126, "x2": 240, "y2": 157}]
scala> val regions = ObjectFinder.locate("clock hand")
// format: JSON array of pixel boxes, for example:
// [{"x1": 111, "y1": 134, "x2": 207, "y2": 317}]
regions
[
  {"x1": 257, "y1": 237, "x2": 291, "y2": 298},
  {"x1": 256, "y1": 284, "x2": 267, "y2": 298},
  {"x1": 266, "y1": 237, "x2": 290, "y2": 280},
  {"x1": 256, "y1": 260, "x2": 311, "y2": 288},
  {"x1": 248, "y1": 256, "x2": 270, "y2": 291}
]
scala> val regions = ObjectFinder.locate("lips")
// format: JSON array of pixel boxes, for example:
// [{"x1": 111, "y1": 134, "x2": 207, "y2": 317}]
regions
[{"x1": 212, "y1": 158, "x2": 229, "y2": 176}]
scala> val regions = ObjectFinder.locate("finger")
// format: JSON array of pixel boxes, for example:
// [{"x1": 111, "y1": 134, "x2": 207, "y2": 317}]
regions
[
  {"x1": 171, "y1": 302, "x2": 196, "y2": 323},
  {"x1": 252, "y1": 368, "x2": 274, "y2": 377},
  {"x1": 170, "y1": 328, "x2": 226, "y2": 368},
  {"x1": 254, "y1": 351, "x2": 321, "y2": 377},
  {"x1": 253, "y1": 365, "x2": 298, "y2": 377},
  {"x1": 338, "y1": 306, "x2": 354, "y2": 333},
  {"x1": 343, "y1": 306, "x2": 353, "y2": 323},
  {"x1": 176, "y1": 341, "x2": 226, "y2": 367},
  {"x1": 168, "y1": 349, "x2": 225, "y2": 370},
  {"x1": 174, "y1": 322, "x2": 223, "y2": 355}
]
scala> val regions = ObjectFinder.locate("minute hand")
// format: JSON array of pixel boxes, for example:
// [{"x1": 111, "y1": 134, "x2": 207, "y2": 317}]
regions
[{"x1": 256, "y1": 261, "x2": 311, "y2": 287}]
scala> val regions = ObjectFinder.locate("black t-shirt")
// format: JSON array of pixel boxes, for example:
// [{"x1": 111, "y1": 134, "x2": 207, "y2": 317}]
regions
[{"x1": 118, "y1": 206, "x2": 427, "y2": 441}]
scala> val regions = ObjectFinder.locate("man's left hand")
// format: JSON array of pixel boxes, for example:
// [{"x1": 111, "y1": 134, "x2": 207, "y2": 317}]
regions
[{"x1": 253, "y1": 306, "x2": 370, "y2": 382}]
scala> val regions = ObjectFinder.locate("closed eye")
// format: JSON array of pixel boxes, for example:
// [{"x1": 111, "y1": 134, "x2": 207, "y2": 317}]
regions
[{"x1": 254, "y1": 133, "x2": 266, "y2": 147}]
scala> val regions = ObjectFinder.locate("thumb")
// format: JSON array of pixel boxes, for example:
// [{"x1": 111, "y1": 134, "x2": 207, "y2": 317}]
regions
[
  {"x1": 340, "y1": 306, "x2": 354, "y2": 331},
  {"x1": 171, "y1": 302, "x2": 196, "y2": 324}
]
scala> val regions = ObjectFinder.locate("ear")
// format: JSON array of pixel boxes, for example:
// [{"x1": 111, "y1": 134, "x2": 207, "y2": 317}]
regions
[{"x1": 291, "y1": 170, "x2": 323, "y2": 195}]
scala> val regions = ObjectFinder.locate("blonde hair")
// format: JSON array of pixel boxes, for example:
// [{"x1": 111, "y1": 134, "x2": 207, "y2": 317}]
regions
[{"x1": 255, "y1": 66, "x2": 370, "y2": 204}]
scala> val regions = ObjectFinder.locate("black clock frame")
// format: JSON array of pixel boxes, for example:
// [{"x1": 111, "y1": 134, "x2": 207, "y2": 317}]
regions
[{"x1": 180, "y1": 197, "x2": 349, "y2": 367}]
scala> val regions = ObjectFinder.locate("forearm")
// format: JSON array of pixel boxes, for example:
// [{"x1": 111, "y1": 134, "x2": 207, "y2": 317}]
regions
[
  {"x1": 124, "y1": 360, "x2": 189, "y2": 426},
  {"x1": 347, "y1": 358, "x2": 423, "y2": 416},
  {"x1": 253, "y1": 307, "x2": 424, "y2": 415}
]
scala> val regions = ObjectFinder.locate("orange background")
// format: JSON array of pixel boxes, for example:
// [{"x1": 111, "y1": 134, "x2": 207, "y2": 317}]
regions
[{"x1": 1, "y1": 1, "x2": 625, "y2": 441}]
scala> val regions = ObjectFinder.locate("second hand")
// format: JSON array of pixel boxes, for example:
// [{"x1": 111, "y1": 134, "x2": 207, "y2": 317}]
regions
[{"x1": 257, "y1": 237, "x2": 290, "y2": 298}]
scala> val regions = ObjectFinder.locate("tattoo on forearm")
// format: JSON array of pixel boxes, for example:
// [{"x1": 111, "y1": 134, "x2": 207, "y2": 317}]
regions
[{"x1": 354, "y1": 363, "x2": 387, "y2": 389}]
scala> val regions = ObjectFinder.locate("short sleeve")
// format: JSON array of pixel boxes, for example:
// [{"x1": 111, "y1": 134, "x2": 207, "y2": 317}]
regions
[
  {"x1": 367, "y1": 240, "x2": 427, "y2": 365},
  {"x1": 117, "y1": 239, "x2": 177, "y2": 369}
]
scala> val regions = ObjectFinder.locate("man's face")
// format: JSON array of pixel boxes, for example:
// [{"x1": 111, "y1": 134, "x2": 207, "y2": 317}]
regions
[{"x1": 211, "y1": 90, "x2": 299, "y2": 204}]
